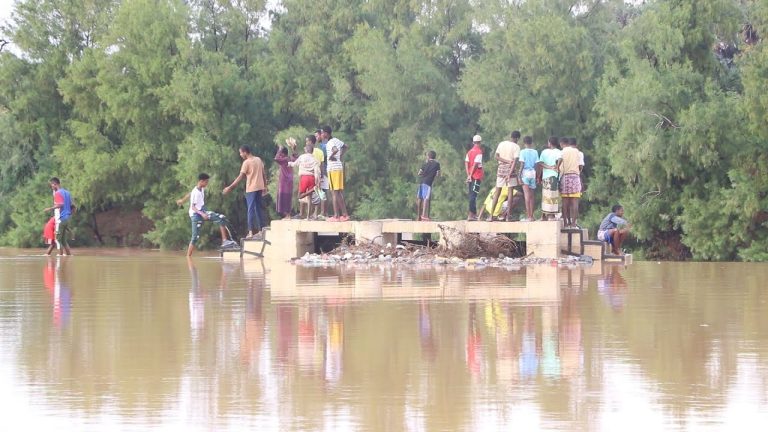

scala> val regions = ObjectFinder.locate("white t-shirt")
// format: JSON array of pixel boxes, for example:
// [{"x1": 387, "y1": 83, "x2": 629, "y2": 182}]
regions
[
  {"x1": 495, "y1": 140, "x2": 520, "y2": 177},
  {"x1": 326, "y1": 137, "x2": 345, "y2": 172},
  {"x1": 578, "y1": 150, "x2": 585, "y2": 167},
  {"x1": 189, "y1": 187, "x2": 205, "y2": 217},
  {"x1": 495, "y1": 140, "x2": 520, "y2": 163},
  {"x1": 290, "y1": 153, "x2": 320, "y2": 177}
]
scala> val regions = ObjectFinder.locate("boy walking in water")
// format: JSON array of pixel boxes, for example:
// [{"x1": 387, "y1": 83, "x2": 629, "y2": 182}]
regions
[
  {"x1": 519, "y1": 136, "x2": 539, "y2": 221},
  {"x1": 321, "y1": 126, "x2": 350, "y2": 222},
  {"x1": 416, "y1": 150, "x2": 441, "y2": 221},
  {"x1": 188, "y1": 173, "x2": 237, "y2": 256},
  {"x1": 43, "y1": 177, "x2": 74, "y2": 256},
  {"x1": 597, "y1": 205, "x2": 631, "y2": 255}
]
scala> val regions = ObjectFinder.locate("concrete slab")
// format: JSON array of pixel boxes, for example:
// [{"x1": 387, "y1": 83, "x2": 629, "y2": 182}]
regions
[{"x1": 264, "y1": 218, "x2": 565, "y2": 261}]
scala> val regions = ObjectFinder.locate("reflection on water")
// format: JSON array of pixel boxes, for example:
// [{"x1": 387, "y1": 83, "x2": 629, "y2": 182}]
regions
[{"x1": 1, "y1": 251, "x2": 768, "y2": 431}]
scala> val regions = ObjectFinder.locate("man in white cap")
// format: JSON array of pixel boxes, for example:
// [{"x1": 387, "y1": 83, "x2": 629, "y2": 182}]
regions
[
  {"x1": 489, "y1": 131, "x2": 522, "y2": 221},
  {"x1": 465, "y1": 134, "x2": 484, "y2": 220}
]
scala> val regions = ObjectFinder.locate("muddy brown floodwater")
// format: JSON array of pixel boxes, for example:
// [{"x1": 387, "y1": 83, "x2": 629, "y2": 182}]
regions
[{"x1": 1, "y1": 248, "x2": 767, "y2": 431}]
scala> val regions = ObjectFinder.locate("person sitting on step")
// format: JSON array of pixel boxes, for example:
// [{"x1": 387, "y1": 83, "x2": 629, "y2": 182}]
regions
[{"x1": 597, "y1": 204, "x2": 631, "y2": 256}]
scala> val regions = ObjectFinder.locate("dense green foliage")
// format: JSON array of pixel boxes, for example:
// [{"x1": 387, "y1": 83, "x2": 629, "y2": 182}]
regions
[{"x1": 0, "y1": 0, "x2": 766, "y2": 260}]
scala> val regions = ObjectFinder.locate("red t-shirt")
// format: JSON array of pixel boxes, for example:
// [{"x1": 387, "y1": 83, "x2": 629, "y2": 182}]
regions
[
  {"x1": 43, "y1": 217, "x2": 55, "y2": 242},
  {"x1": 465, "y1": 145, "x2": 484, "y2": 181}
]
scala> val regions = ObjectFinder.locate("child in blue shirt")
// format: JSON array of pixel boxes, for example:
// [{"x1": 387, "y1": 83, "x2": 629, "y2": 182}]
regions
[{"x1": 518, "y1": 136, "x2": 539, "y2": 221}]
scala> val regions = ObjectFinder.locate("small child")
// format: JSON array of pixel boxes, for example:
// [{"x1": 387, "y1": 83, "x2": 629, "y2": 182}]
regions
[
  {"x1": 43, "y1": 217, "x2": 56, "y2": 250},
  {"x1": 416, "y1": 150, "x2": 441, "y2": 221},
  {"x1": 519, "y1": 136, "x2": 539, "y2": 221},
  {"x1": 187, "y1": 173, "x2": 237, "y2": 256},
  {"x1": 289, "y1": 135, "x2": 321, "y2": 219}
]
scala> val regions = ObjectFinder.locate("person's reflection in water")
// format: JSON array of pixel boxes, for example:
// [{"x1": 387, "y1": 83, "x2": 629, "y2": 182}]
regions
[
  {"x1": 541, "y1": 305, "x2": 561, "y2": 378},
  {"x1": 187, "y1": 257, "x2": 206, "y2": 341},
  {"x1": 276, "y1": 304, "x2": 296, "y2": 366},
  {"x1": 560, "y1": 271, "x2": 583, "y2": 377},
  {"x1": 597, "y1": 265, "x2": 628, "y2": 311},
  {"x1": 240, "y1": 265, "x2": 265, "y2": 369},
  {"x1": 297, "y1": 303, "x2": 323, "y2": 373},
  {"x1": 43, "y1": 256, "x2": 71, "y2": 328},
  {"x1": 494, "y1": 302, "x2": 518, "y2": 382},
  {"x1": 466, "y1": 303, "x2": 483, "y2": 377},
  {"x1": 418, "y1": 300, "x2": 437, "y2": 362},
  {"x1": 324, "y1": 304, "x2": 344, "y2": 384},
  {"x1": 519, "y1": 306, "x2": 540, "y2": 380}
]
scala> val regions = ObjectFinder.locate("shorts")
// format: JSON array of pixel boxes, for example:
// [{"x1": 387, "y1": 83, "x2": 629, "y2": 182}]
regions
[
  {"x1": 190, "y1": 210, "x2": 227, "y2": 245},
  {"x1": 319, "y1": 175, "x2": 330, "y2": 190},
  {"x1": 299, "y1": 175, "x2": 316, "y2": 194},
  {"x1": 496, "y1": 175, "x2": 521, "y2": 188},
  {"x1": 560, "y1": 173, "x2": 582, "y2": 197},
  {"x1": 597, "y1": 229, "x2": 613, "y2": 244},
  {"x1": 329, "y1": 170, "x2": 344, "y2": 191},
  {"x1": 521, "y1": 169, "x2": 537, "y2": 189},
  {"x1": 417, "y1": 184, "x2": 432, "y2": 200}
]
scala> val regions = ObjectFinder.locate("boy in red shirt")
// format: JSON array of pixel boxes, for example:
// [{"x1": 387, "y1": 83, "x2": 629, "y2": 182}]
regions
[{"x1": 43, "y1": 217, "x2": 56, "y2": 250}]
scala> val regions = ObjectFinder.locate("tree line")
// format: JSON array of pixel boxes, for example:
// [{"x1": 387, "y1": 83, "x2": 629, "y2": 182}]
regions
[{"x1": 0, "y1": 0, "x2": 766, "y2": 260}]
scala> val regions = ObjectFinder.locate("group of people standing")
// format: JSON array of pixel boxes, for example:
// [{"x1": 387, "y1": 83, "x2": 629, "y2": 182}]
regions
[
  {"x1": 416, "y1": 132, "x2": 587, "y2": 226},
  {"x1": 271, "y1": 126, "x2": 350, "y2": 222},
  {"x1": 185, "y1": 126, "x2": 351, "y2": 255},
  {"x1": 42, "y1": 126, "x2": 630, "y2": 256},
  {"x1": 467, "y1": 132, "x2": 585, "y2": 226}
]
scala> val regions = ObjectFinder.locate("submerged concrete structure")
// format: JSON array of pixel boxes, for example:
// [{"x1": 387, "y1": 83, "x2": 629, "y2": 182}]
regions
[
  {"x1": 235, "y1": 219, "x2": 559, "y2": 261},
  {"x1": 225, "y1": 218, "x2": 632, "y2": 263}
]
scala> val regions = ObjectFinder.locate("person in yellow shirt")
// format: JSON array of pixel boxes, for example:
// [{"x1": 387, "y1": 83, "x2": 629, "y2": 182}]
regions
[
  {"x1": 477, "y1": 187, "x2": 519, "y2": 220},
  {"x1": 556, "y1": 137, "x2": 584, "y2": 228}
]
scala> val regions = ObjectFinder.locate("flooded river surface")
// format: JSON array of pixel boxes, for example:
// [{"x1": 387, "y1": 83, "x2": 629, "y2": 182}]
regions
[{"x1": 1, "y1": 249, "x2": 767, "y2": 431}]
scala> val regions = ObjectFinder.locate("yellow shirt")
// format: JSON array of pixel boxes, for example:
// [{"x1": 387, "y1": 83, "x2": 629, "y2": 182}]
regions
[
  {"x1": 559, "y1": 147, "x2": 582, "y2": 175},
  {"x1": 313, "y1": 147, "x2": 324, "y2": 164}
]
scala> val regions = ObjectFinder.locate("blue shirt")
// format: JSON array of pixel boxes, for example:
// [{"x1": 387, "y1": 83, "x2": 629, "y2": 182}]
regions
[
  {"x1": 599, "y1": 212, "x2": 628, "y2": 231},
  {"x1": 519, "y1": 148, "x2": 539, "y2": 171},
  {"x1": 538, "y1": 148, "x2": 562, "y2": 179},
  {"x1": 54, "y1": 188, "x2": 73, "y2": 221}
]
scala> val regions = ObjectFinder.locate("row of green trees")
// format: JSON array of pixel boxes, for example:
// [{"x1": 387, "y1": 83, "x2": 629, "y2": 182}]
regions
[{"x1": 0, "y1": 0, "x2": 766, "y2": 260}]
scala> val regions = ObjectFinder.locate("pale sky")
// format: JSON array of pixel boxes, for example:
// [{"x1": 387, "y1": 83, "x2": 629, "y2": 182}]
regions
[{"x1": 0, "y1": 0, "x2": 12, "y2": 24}]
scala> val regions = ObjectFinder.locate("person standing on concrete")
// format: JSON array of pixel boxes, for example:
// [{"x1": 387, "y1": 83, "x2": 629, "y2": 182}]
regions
[
  {"x1": 290, "y1": 135, "x2": 322, "y2": 219},
  {"x1": 416, "y1": 150, "x2": 441, "y2": 221},
  {"x1": 557, "y1": 138, "x2": 584, "y2": 228},
  {"x1": 537, "y1": 136, "x2": 562, "y2": 220},
  {"x1": 465, "y1": 135, "x2": 484, "y2": 221},
  {"x1": 315, "y1": 128, "x2": 330, "y2": 219},
  {"x1": 321, "y1": 126, "x2": 349, "y2": 222},
  {"x1": 223, "y1": 145, "x2": 268, "y2": 238},
  {"x1": 518, "y1": 136, "x2": 539, "y2": 221},
  {"x1": 488, "y1": 131, "x2": 522, "y2": 222},
  {"x1": 274, "y1": 138, "x2": 299, "y2": 219}
]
